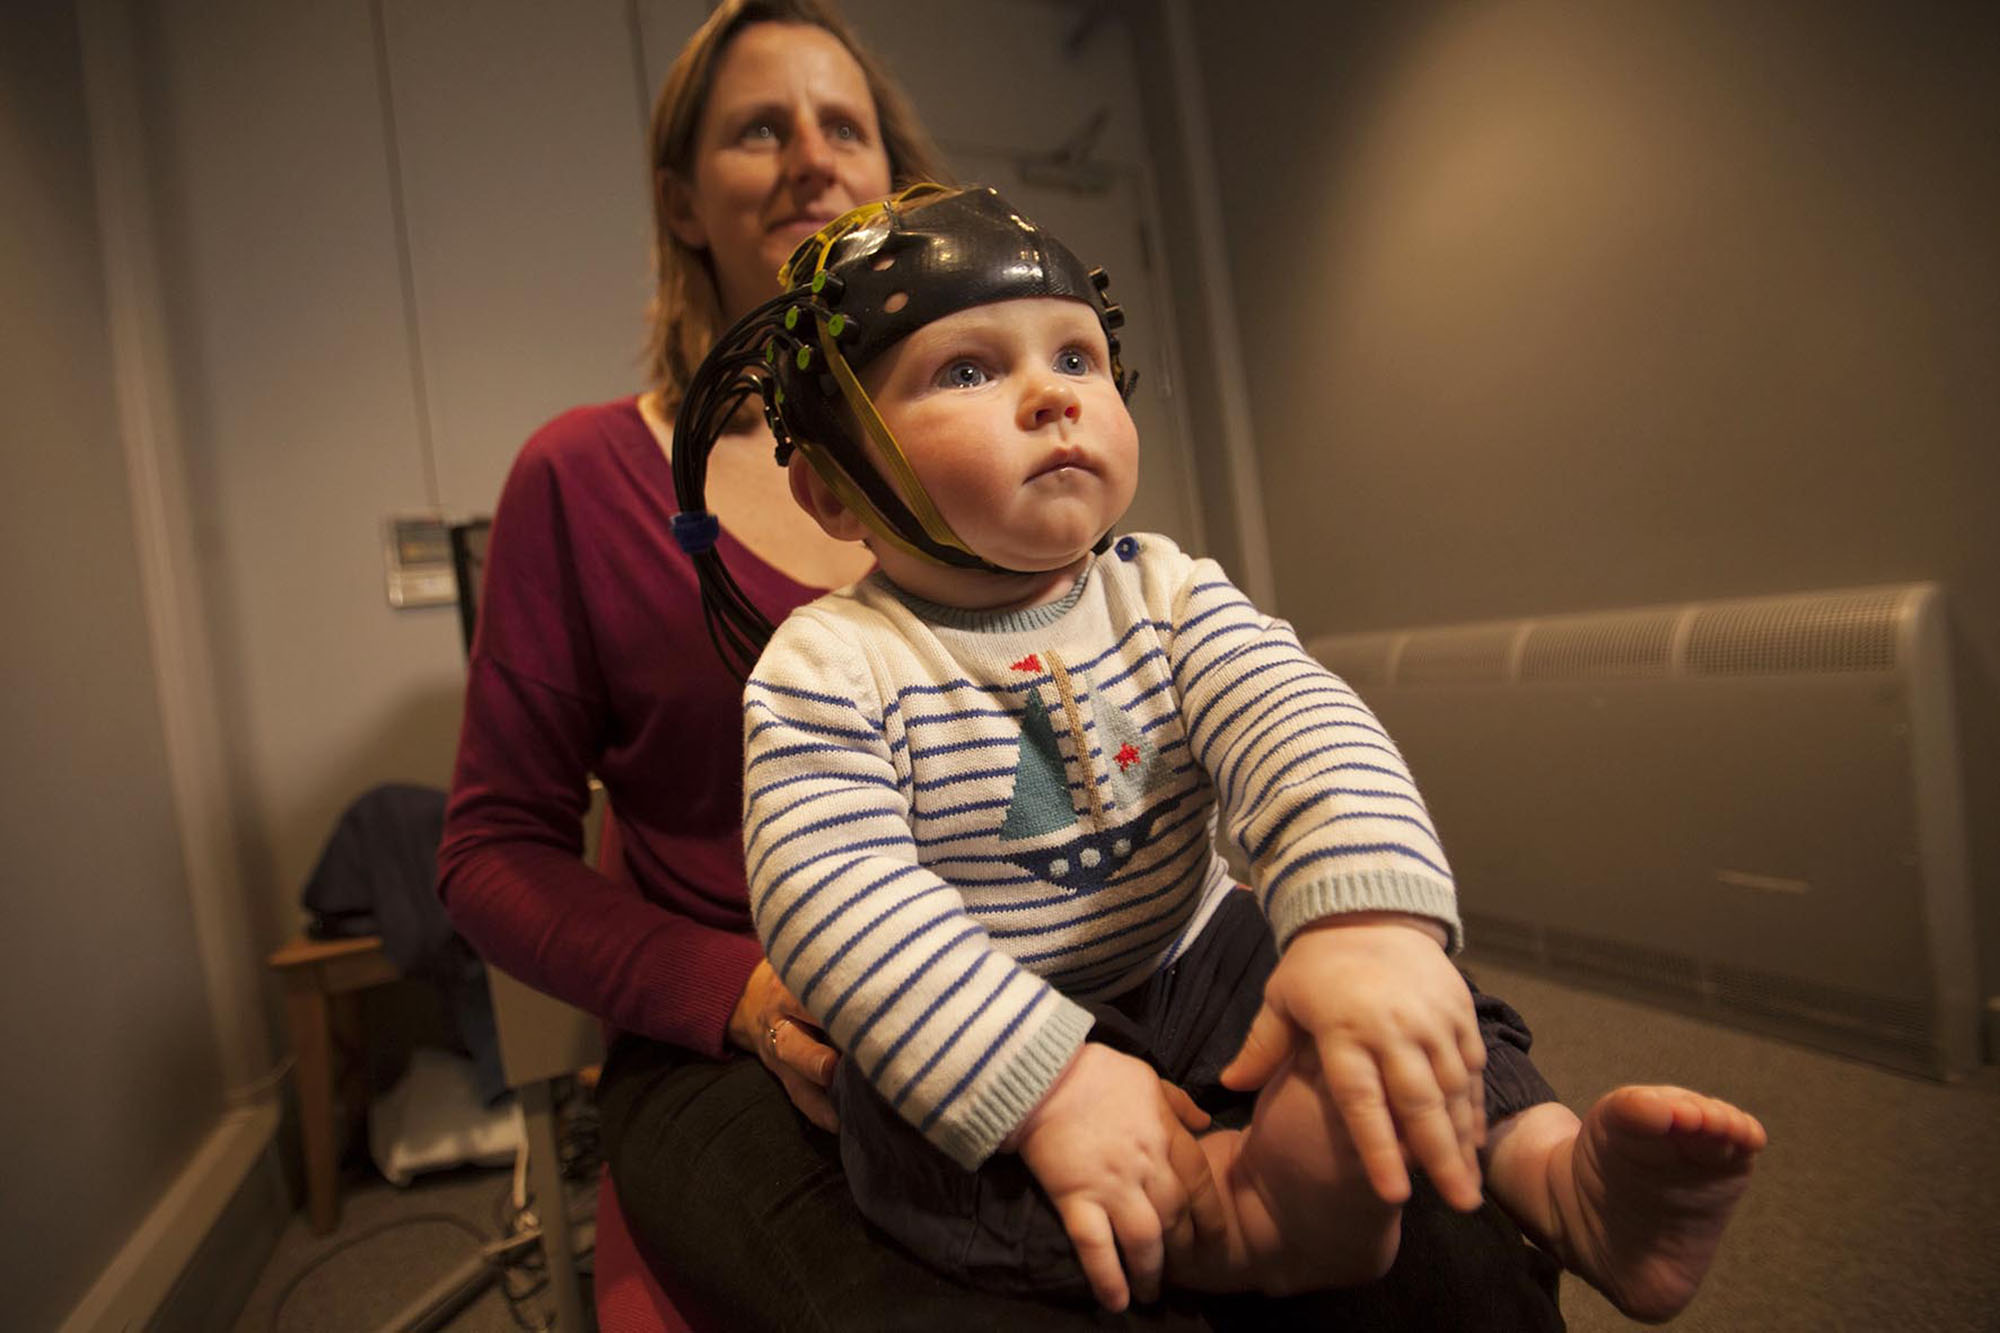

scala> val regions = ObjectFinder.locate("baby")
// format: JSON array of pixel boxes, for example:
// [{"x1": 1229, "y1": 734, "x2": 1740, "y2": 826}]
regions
[{"x1": 670, "y1": 184, "x2": 1763, "y2": 1321}]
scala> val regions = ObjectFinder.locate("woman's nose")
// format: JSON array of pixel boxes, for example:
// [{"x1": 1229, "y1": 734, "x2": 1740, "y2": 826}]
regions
[
  {"x1": 785, "y1": 121, "x2": 838, "y2": 189},
  {"x1": 1020, "y1": 379, "x2": 1082, "y2": 430}
]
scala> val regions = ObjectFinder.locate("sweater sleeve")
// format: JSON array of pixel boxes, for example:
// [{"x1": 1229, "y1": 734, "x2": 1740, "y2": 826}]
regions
[
  {"x1": 437, "y1": 421, "x2": 761, "y2": 1056},
  {"x1": 439, "y1": 656, "x2": 761, "y2": 1055},
  {"x1": 1163, "y1": 559, "x2": 1461, "y2": 952},
  {"x1": 744, "y1": 612, "x2": 1093, "y2": 1169}
]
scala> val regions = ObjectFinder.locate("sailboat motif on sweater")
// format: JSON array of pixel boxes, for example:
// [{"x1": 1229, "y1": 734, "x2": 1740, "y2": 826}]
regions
[{"x1": 995, "y1": 648, "x2": 1183, "y2": 894}]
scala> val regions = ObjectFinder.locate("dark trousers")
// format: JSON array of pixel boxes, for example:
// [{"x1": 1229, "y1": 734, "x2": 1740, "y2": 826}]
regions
[
  {"x1": 832, "y1": 890, "x2": 1559, "y2": 1298},
  {"x1": 601, "y1": 896, "x2": 1563, "y2": 1331}
]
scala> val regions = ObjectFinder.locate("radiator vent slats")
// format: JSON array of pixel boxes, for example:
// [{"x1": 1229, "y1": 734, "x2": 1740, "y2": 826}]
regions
[
  {"x1": 1394, "y1": 624, "x2": 1515, "y2": 685},
  {"x1": 1519, "y1": 611, "x2": 1678, "y2": 682},
  {"x1": 1316, "y1": 586, "x2": 1910, "y2": 690},
  {"x1": 1684, "y1": 590, "x2": 1902, "y2": 676}
]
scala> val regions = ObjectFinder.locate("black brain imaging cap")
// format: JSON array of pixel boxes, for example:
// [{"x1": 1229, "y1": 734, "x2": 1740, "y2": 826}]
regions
[{"x1": 781, "y1": 184, "x2": 1128, "y2": 381}]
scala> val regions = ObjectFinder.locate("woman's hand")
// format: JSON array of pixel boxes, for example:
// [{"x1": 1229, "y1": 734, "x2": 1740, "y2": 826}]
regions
[{"x1": 729, "y1": 958, "x2": 841, "y2": 1131}]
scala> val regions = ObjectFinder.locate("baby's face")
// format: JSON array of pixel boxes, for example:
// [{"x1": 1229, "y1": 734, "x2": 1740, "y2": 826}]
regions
[{"x1": 857, "y1": 297, "x2": 1139, "y2": 584}]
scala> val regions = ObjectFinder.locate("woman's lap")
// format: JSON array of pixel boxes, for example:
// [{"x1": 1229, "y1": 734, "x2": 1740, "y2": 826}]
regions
[
  {"x1": 599, "y1": 1036, "x2": 1563, "y2": 1333},
  {"x1": 599, "y1": 1037, "x2": 1209, "y2": 1331}
]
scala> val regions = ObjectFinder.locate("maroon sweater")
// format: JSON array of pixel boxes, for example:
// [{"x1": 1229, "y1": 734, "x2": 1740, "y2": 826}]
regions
[{"x1": 438, "y1": 398, "x2": 822, "y2": 1056}]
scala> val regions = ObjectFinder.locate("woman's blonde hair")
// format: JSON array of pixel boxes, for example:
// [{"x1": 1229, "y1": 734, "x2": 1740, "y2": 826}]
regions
[{"x1": 644, "y1": 0, "x2": 949, "y2": 413}]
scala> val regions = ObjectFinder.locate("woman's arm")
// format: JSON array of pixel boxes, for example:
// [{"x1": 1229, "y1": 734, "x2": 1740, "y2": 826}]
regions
[
  {"x1": 438, "y1": 649, "x2": 764, "y2": 1056},
  {"x1": 435, "y1": 410, "x2": 764, "y2": 1057}
]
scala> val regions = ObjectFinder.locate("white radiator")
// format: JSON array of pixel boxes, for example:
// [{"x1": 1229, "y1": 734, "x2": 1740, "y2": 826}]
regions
[{"x1": 1307, "y1": 583, "x2": 1979, "y2": 1079}]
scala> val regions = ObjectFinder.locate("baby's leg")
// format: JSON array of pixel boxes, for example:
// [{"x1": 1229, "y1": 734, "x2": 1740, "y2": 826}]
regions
[
  {"x1": 1172, "y1": 1048, "x2": 1401, "y2": 1295},
  {"x1": 1485, "y1": 1085, "x2": 1764, "y2": 1324}
]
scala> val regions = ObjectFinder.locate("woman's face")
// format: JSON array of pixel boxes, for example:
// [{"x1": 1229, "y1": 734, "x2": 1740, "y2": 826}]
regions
[{"x1": 669, "y1": 22, "x2": 895, "y2": 322}]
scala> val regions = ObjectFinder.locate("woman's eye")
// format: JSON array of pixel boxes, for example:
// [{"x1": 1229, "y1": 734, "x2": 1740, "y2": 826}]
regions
[
  {"x1": 827, "y1": 120, "x2": 862, "y2": 143},
  {"x1": 937, "y1": 361, "x2": 989, "y2": 389},
  {"x1": 1055, "y1": 348, "x2": 1092, "y2": 375},
  {"x1": 741, "y1": 121, "x2": 779, "y2": 144}
]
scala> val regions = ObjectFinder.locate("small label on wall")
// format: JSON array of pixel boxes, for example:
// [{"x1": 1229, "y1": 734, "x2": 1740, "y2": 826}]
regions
[{"x1": 385, "y1": 512, "x2": 457, "y2": 609}]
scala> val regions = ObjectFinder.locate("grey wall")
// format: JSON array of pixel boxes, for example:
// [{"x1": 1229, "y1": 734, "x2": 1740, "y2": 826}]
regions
[
  {"x1": 0, "y1": 6, "x2": 226, "y2": 1327},
  {"x1": 1191, "y1": 2, "x2": 2000, "y2": 1000}
]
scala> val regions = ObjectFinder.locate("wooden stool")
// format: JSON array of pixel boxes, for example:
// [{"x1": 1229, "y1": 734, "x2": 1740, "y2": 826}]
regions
[{"x1": 267, "y1": 935, "x2": 400, "y2": 1233}]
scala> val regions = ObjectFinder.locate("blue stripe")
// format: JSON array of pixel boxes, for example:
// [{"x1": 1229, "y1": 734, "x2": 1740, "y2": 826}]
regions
[
  {"x1": 821, "y1": 910, "x2": 966, "y2": 1030},
  {"x1": 1265, "y1": 843, "x2": 1453, "y2": 901},
  {"x1": 1042, "y1": 898, "x2": 1203, "y2": 992},
  {"x1": 901, "y1": 703, "x2": 1022, "y2": 728},
  {"x1": 868, "y1": 951, "x2": 995, "y2": 1085},
  {"x1": 1212, "y1": 678, "x2": 1371, "y2": 797},
  {"x1": 744, "y1": 712, "x2": 879, "y2": 747},
  {"x1": 1244, "y1": 751, "x2": 1415, "y2": 822},
  {"x1": 918, "y1": 989, "x2": 1047, "y2": 1132},
  {"x1": 1184, "y1": 651, "x2": 1301, "y2": 743},
  {"x1": 912, "y1": 763, "x2": 1015, "y2": 793},
  {"x1": 756, "y1": 834, "x2": 915, "y2": 907},
  {"x1": 1246, "y1": 803, "x2": 1444, "y2": 865},
  {"x1": 796, "y1": 882, "x2": 953, "y2": 1008},
  {"x1": 911, "y1": 794, "x2": 1012, "y2": 825},
  {"x1": 759, "y1": 852, "x2": 867, "y2": 947},
  {"x1": 749, "y1": 679, "x2": 876, "y2": 717},
  {"x1": 844, "y1": 923, "x2": 986, "y2": 1054},
  {"x1": 1224, "y1": 709, "x2": 1395, "y2": 808},
  {"x1": 1051, "y1": 886, "x2": 1223, "y2": 993},
  {"x1": 746, "y1": 737, "x2": 886, "y2": 775},
  {"x1": 890, "y1": 963, "x2": 1019, "y2": 1110},
  {"x1": 745, "y1": 766, "x2": 896, "y2": 809},
  {"x1": 744, "y1": 778, "x2": 895, "y2": 854},
  {"x1": 747, "y1": 802, "x2": 908, "y2": 887},
  {"x1": 769, "y1": 861, "x2": 927, "y2": 969}
]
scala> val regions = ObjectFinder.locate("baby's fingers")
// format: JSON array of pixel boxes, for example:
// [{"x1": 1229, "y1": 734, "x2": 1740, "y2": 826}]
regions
[
  {"x1": 1318, "y1": 1040, "x2": 1412, "y2": 1204},
  {"x1": 1379, "y1": 1042, "x2": 1481, "y2": 1211},
  {"x1": 1057, "y1": 1200, "x2": 1130, "y2": 1312},
  {"x1": 1111, "y1": 1190, "x2": 1169, "y2": 1306},
  {"x1": 1155, "y1": 1079, "x2": 1226, "y2": 1250},
  {"x1": 1219, "y1": 1003, "x2": 1295, "y2": 1092}
]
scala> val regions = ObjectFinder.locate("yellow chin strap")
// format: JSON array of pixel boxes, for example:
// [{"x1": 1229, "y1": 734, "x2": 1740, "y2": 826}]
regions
[{"x1": 782, "y1": 185, "x2": 985, "y2": 566}]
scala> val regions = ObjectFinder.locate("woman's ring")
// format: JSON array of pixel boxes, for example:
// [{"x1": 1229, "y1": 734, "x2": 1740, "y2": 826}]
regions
[{"x1": 766, "y1": 1016, "x2": 790, "y2": 1053}]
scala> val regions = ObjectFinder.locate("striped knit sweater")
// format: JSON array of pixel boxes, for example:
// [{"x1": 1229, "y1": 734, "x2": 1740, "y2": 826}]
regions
[{"x1": 741, "y1": 534, "x2": 1459, "y2": 1168}]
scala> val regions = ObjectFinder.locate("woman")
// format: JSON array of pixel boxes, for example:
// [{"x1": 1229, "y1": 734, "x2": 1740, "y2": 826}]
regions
[{"x1": 439, "y1": 3, "x2": 1565, "y2": 1328}]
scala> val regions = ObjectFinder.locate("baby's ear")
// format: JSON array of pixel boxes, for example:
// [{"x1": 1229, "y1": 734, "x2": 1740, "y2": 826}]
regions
[{"x1": 788, "y1": 454, "x2": 870, "y2": 543}]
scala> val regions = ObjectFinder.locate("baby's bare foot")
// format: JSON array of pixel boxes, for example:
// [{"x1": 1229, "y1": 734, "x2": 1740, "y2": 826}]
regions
[{"x1": 1547, "y1": 1085, "x2": 1764, "y2": 1323}]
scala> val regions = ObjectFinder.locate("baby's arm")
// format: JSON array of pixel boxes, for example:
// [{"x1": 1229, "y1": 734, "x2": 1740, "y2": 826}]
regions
[
  {"x1": 1004, "y1": 1043, "x2": 1223, "y2": 1311},
  {"x1": 1221, "y1": 912, "x2": 1487, "y2": 1211},
  {"x1": 1158, "y1": 558, "x2": 1481, "y2": 1207}
]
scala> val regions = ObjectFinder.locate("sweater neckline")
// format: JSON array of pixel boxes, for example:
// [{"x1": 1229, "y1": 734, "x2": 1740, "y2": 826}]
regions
[{"x1": 879, "y1": 561, "x2": 1095, "y2": 633}]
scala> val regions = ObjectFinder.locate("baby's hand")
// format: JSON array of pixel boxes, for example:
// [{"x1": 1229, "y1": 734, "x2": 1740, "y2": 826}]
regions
[
  {"x1": 1219, "y1": 913, "x2": 1487, "y2": 1211},
  {"x1": 1007, "y1": 1042, "x2": 1222, "y2": 1311}
]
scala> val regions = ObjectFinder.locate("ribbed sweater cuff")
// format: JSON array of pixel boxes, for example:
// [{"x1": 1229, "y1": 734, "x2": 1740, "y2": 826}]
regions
[
  {"x1": 1268, "y1": 869, "x2": 1462, "y2": 955},
  {"x1": 933, "y1": 995, "x2": 1095, "y2": 1170},
  {"x1": 636, "y1": 928, "x2": 766, "y2": 1059}
]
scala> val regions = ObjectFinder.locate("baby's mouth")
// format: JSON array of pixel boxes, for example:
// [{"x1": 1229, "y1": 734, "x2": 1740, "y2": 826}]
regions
[{"x1": 1030, "y1": 447, "x2": 1092, "y2": 480}]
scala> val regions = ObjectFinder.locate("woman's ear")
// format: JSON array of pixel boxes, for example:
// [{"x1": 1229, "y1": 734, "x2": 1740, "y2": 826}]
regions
[
  {"x1": 659, "y1": 169, "x2": 707, "y2": 249},
  {"x1": 788, "y1": 454, "x2": 870, "y2": 543}
]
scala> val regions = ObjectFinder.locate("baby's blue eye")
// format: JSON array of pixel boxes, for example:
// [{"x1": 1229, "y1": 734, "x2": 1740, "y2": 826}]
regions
[
  {"x1": 1055, "y1": 348, "x2": 1091, "y2": 375},
  {"x1": 938, "y1": 361, "x2": 989, "y2": 389}
]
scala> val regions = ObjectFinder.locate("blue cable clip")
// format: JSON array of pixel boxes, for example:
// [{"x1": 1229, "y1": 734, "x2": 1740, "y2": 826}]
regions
[{"x1": 671, "y1": 510, "x2": 720, "y2": 555}]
